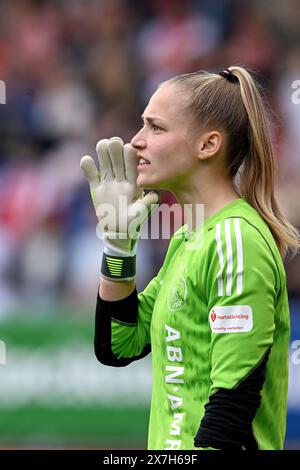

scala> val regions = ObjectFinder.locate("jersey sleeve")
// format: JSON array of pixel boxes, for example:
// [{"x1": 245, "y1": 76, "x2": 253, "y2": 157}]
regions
[
  {"x1": 110, "y1": 271, "x2": 162, "y2": 359},
  {"x1": 94, "y1": 269, "x2": 162, "y2": 367},
  {"x1": 206, "y1": 217, "x2": 279, "y2": 391},
  {"x1": 194, "y1": 217, "x2": 280, "y2": 449}
]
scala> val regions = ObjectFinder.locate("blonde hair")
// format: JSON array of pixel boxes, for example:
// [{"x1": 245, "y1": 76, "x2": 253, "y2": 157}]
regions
[{"x1": 165, "y1": 66, "x2": 300, "y2": 259}]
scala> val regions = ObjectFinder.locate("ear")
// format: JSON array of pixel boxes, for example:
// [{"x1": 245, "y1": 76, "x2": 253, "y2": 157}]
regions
[{"x1": 197, "y1": 131, "x2": 223, "y2": 161}]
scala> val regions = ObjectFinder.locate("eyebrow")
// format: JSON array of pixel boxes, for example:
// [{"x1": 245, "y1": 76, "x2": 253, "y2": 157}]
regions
[{"x1": 141, "y1": 115, "x2": 165, "y2": 125}]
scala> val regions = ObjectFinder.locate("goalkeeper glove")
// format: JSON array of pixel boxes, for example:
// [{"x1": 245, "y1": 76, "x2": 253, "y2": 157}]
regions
[{"x1": 80, "y1": 137, "x2": 159, "y2": 281}]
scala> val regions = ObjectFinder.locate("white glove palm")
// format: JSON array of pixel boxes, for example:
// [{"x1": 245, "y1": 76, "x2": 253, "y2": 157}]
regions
[{"x1": 80, "y1": 137, "x2": 159, "y2": 258}]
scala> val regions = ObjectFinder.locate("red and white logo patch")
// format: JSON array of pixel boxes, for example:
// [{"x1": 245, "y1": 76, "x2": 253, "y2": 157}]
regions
[{"x1": 209, "y1": 305, "x2": 253, "y2": 333}]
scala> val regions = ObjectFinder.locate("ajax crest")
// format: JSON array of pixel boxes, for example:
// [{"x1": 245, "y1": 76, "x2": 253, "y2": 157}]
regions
[{"x1": 167, "y1": 266, "x2": 187, "y2": 312}]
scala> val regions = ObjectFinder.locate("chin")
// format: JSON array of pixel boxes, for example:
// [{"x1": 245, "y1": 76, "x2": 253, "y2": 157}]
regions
[{"x1": 137, "y1": 176, "x2": 159, "y2": 190}]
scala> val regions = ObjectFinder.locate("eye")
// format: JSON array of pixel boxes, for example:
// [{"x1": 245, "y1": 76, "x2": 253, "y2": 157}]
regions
[{"x1": 150, "y1": 123, "x2": 162, "y2": 132}]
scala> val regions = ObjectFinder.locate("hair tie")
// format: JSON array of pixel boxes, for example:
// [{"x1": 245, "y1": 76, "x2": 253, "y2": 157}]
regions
[{"x1": 219, "y1": 69, "x2": 239, "y2": 84}]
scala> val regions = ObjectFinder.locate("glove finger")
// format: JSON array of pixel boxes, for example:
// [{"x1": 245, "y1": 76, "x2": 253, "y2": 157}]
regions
[
  {"x1": 80, "y1": 155, "x2": 100, "y2": 189},
  {"x1": 124, "y1": 143, "x2": 138, "y2": 185},
  {"x1": 108, "y1": 137, "x2": 126, "y2": 182},
  {"x1": 139, "y1": 191, "x2": 160, "y2": 211},
  {"x1": 96, "y1": 139, "x2": 113, "y2": 181},
  {"x1": 128, "y1": 191, "x2": 159, "y2": 236}
]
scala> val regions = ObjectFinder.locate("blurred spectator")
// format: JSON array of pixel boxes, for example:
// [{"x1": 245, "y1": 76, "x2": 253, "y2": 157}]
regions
[
  {"x1": 135, "y1": 0, "x2": 221, "y2": 100},
  {"x1": 20, "y1": 216, "x2": 65, "y2": 307},
  {"x1": 32, "y1": 63, "x2": 95, "y2": 139}
]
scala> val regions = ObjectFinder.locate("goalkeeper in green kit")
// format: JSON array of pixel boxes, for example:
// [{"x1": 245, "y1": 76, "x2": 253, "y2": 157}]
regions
[{"x1": 80, "y1": 66, "x2": 300, "y2": 450}]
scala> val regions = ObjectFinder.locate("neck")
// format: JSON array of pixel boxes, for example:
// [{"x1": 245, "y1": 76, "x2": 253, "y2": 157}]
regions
[{"x1": 172, "y1": 174, "x2": 239, "y2": 233}]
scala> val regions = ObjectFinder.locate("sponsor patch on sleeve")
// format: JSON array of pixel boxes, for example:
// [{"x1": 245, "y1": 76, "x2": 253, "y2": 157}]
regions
[{"x1": 209, "y1": 305, "x2": 253, "y2": 333}]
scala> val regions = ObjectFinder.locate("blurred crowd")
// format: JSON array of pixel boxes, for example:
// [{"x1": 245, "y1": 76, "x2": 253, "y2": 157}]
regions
[{"x1": 0, "y1": 0, "x2": 299, "y2": 317}]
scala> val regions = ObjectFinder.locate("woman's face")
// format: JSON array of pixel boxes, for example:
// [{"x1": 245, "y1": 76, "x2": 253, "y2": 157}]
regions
[{"x1": 131, "y1": 84, "x2": 199, "y2": 191}]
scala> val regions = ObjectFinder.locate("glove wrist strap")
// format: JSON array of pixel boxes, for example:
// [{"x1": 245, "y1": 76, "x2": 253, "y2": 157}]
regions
[
  {"x1": 103, "y1": 236, "x2": 138, "y2": 258},
  {"x1": 101, "y1": 252, "x2": 136, "y2": 281}
]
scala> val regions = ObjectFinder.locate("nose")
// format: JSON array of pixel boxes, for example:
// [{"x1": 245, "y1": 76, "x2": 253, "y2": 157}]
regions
[{"x1": 131, "y1": 128, "x2": 146, "y2": 150}]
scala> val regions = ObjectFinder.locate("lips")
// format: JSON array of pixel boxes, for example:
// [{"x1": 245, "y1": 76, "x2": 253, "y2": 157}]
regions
[
  {"x1": 139, "y1": 159, "x2": 150, "y2": 166},
  {"x1": 137, "y1": 154, "x2": 150, "y2": 164}
]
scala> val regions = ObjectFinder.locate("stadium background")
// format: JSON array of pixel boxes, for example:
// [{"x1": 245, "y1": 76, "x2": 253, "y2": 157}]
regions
[{"x1": 0, "y1": 0, "x2": 299, "y2": 449}]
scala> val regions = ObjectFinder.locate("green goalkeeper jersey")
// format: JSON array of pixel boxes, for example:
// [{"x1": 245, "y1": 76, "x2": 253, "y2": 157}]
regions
[{"x1": 108, "y1": 198, "x2": 290, "y2": 450}]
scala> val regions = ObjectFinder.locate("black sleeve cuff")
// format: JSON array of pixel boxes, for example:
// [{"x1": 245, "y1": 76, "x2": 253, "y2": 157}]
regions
[
  {"x1": 96, "y1": 288, "x2": 139, "y2": 325},
  {"x1": 94, "y1": 287, "x2": 151, "y2": 367}
]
